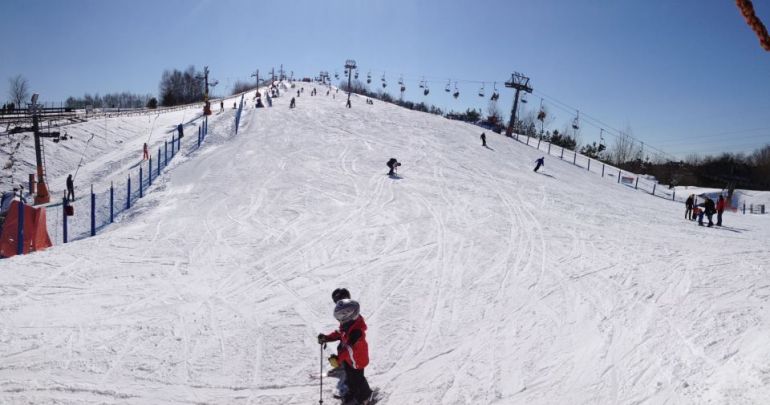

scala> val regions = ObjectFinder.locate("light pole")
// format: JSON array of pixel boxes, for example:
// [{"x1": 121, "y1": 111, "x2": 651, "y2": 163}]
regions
[{"x1": 344, "y1": 59, "x2": 356, "y2": 108}]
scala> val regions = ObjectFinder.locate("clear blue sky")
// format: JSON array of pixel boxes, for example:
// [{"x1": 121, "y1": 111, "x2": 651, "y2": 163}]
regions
[{"x1": 2, "y1": 0, "x2": 769, "y2": 159}]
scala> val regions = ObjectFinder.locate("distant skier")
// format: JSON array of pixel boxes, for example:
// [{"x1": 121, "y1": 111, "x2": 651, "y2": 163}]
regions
[
  {"x1": 66, "y1": 174, "x2": 75, "y2": 201},
  {"x1": 318, "y1": 299, "x2": 374, "y2": 405},
  {"x1": 685, "y1": 194, "x2": 694, "y2": 220},
  {"x1": 143, "y1": 143, "x2": 149, "y2": 160},
  {"x1": 386, "y1": 158, "x2": 401, "y2": 176},
  {"x1": 716, "y1": 195, "x2": 726, "y2": 226},
  {"x1": 290, "y1": 97, "x2": 296, "y2": 109},
  {"x1": 480, "y1": 132, "x2": 486, "y2": 147},
  {"x1": 177, "y1": 123, "x2": 184, "y2": 139},
  {"x1": 297, "y1": 89, "x2": 301, "y2": 97},
  {"x1": 220, "y1": 100, "x2": 224, "y2": 112},
  {"x1": 533, "y1": 157, "x2": 545, "y2": 172},
  {"x1": 698, "y1": 196, "x2": 715, "y2": 227}
]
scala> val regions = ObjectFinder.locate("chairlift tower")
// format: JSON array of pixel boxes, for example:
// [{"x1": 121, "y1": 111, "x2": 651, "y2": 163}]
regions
[
  {"x1": 250, "y1": 69, "x2": 260, "y2": 95},
  {"x1": 202, "y1": 66, "x2": 213, "y2": 116},
  {"x1": 504, "y1": 72, "x2": 533, "y2": 137},
  {"x1": 344, "y1": 59, "x2": 357, "y2": 106}
]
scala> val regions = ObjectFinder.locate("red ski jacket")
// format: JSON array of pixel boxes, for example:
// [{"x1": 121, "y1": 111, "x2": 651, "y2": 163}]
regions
[
  {"x1": 716, "y1": 199, "x2": 726, "y2": 211},
  {"x1": 323, "y1": 315, "x2": 369, "y2": 369}
]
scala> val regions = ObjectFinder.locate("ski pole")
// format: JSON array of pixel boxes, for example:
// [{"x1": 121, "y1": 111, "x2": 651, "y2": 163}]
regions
[{"x1": 319, "y1": 342, "x2": 326, "y2": 404}]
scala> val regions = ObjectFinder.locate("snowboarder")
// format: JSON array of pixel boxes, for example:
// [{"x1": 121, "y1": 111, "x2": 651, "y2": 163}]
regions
[
  {"x1": 290, "y1": 97, "x2": 296, "y2": 109},
  {"x1": 318, "y1": 299, "x2": 374, "y2": 405},
  {"x1": 480, "y1": 132, "x2": 486, "y2": 147},
  {"x1": 716, "y1": 195, "x2": 726, "y2": 226},
  {"x1": 66, "y1": 174, "x2": 75, "y2": 202},
  {"x1": 533, "y1": 157, "x2": 545, "y2": 172},
  {"x1": 177, "y1": 123, "x2": 184, "y2": 139},
  {"x1": 386, "y1": 158, "x2": 401, "y2": 176},
  {"x1": 143, "y1": 143, "x2": 149, "y2": 160},
  {"x1": 698, "y1": 196, "x2": 716, "y2": 227},
  {"x1": 685, "y1": 194, "x2": 694, "y2": 220}
]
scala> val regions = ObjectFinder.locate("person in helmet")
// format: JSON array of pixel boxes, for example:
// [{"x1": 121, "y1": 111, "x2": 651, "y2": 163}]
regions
[
  {"x1": 533, "y1": 157, "x2": 545, "y2": 172},
  {"x1": 318, "y1": 299, "x2": 373, "y2": 405},
  {"x1": 332, "y1": 288, "x2": 351, "y2": 303}
]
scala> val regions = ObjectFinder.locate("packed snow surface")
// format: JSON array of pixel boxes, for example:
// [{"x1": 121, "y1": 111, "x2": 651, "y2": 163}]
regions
[{"x1": 1, "y1": 85, "x2": 769, "y2": 404}]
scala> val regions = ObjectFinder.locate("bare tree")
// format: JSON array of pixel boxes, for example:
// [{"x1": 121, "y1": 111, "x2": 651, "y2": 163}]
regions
[
  {"x1": 486, "y1": 100, "x2": 502, "y2": 125},
  {"x1": 609, "y1": 128, "x2": 644, "y2": 165},
  {"x1": 8, "y1": 74, "x2": 30, "y2": 108}
]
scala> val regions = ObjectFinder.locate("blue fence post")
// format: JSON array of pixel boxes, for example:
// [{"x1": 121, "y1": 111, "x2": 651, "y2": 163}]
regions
[
  {"x1": 90, "y1": 185, "x2": 96, "y2": 236},
  {"x1": 617, "y1": 170, "x2": 621, "y2": 183},
  {"x1": 17, "y1": 199, "x2": 24, "y2": 255},
  {"x1": 164, "y1": 141, "x2": 168, "y2": 166},
  {"x1": 158, "y1": 148, "x2": 162, "y2": 174},
  {"x1": 547, "y1": 143, "x2": 551, "y2": 154},
  {"x1": 148, "y1": 157, "x2": 153, "y2": 185},
  {"x1": 62, "y1": 197, "x2": 68, "y2": 244},
  {"x1": 205, "y1": 117, "x2": 208, "y2": 135},
  {"x1": 652, "y1": 183, "x2": 656, "y2": 196},
  {"x1": 177, "y1": 133, "x2": 181, "y2": 151},
  {"x1": 560, "y1": 147, "x2": 564, "y2": 159},
  {"x1": 573, "y1": 151, "x2": 577, "y2": 165},
  {"x1": 140, "y1": 166, "x2": 144, "y2": 198},
  {"x1": 110, "y1": 182, "x2": 114, "y2": 223},
  {"x1": 743, "y1": 203, "x2": 746, "y2": 214},
  {"x1": 635, "y1": 177, "x2": 639, "y2": 190},
  {"x1": 602, "y1": 164, "x2": 605, "y2": 177},
  {"x1": 127, "y1": 174, "x2": 131, "y2": 209},
  {"x1": 198, "y1": 126, "x2": 201, "y2": 148},
  {"x1": 672, "y1": 190, "x2": 676, "y2": 201},
  {"x1": 171, "y1": 136, "x2": 175, "y2": 157},
  {"x1": 587, "y1": 159, "x2": 591, "y2": 171}
]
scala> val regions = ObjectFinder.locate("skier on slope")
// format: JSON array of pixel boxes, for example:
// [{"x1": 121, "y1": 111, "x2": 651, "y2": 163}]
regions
[
  {"x1": 318, "y1": 299, "x2": 374, "y2": 405},
  {"x1": 290, "y1": 97, "x2": 296, "y2": 109},
  {"x1": 685, "y1": 194, "x2": 694, "y2": 220},
  {"x1": 533, "y1": 157, "x2": 545, "y2": 172},
  {"x1": 328, "y1": 288, "x2": 352, "y2": 386},
  {"x1": 697, "y1": 196, "x2": 716, "y2": 227},
  {"x1": 177, "y1": 123, "x2": 184, "y2": 139},
  {"x1": 480, "y1": 132, "x2": 486, "y2": 147},
  {"x1": 386, "y1": 158, "x2": 401, "y2": 176}
]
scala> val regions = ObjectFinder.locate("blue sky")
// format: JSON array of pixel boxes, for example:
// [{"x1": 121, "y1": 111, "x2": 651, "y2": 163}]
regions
[{"x1": 2, "y1": 0, "x2": 769, "y2": 158}]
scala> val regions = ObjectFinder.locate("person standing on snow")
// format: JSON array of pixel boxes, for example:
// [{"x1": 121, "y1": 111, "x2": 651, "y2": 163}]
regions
[
  {"x1": 318, "y1": 299, "x2": 374, "y2": 405},
  {"x1": 177, "y1": 123, "x2": 184, "y2": 139},
  {"x1": 480, "y1": 132, "x2": 487, "y2": 147},
  {"x1": 386, "y1": 158, "x2": 401, "y2": 176},
  {"x1": 533, "y1": 157, "x2": 545, "y2": 172},
  {"x1": 290, "y1": 97, "x2": 296, "y2": 109},
  {"x1": 685, "y1": 194, "x2": 694, "y2": 220},
  {"x1": 66, "y1": 174, "x2": 75, "y2": 202},
  {"x1": 716, "y1": 195, "x2": 726, "y2": 226},
  {"x1": 698, "y1": 196, "x2": 716, "y2": 227},
  {"x1": 143, "y1": 143, "x2": 149, "y2": 160}
]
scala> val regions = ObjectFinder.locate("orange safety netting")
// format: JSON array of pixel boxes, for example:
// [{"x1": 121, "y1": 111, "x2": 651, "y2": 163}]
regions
[
  {"x1": 736, "y1": 0, "x2": 770, "y2": 51},
  {"x1": 0, "y1": 201, "x2": 52, "y2": 258}
]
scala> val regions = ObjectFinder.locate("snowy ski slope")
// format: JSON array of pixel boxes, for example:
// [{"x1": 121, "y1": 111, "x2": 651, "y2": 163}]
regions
[{"x1": 1, "y1": 84, "x2": 769, "y2": 404}]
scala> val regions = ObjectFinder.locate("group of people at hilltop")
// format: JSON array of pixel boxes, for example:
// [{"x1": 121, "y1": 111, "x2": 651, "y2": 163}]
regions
[{"x1": 685, "y1": 194, "x2": 727, "y2": 227}]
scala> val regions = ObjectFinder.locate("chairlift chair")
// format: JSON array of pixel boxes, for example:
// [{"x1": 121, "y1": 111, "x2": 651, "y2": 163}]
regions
[
  {"x1": 398, "y1": 76, "x2": 404, "y2": 86},
  {"x1": 445, "y1": 80, "x2": 451, "y2": 92},
  {"x1": 424, "y1": 86, "x2": 430, "y2": 96},
  {"x1": 572, "y1": 111, "x2": 580, "y2": 130},
  {"x1": 453, "y1": 82, "x2": 459, "y2": 99},
  {"x1": 478, "y1": 82, "x2": 485, "y2": 97},
  {"x1": 521, "y1": 93, "x2": 528, "y2": 103},
  {"x1": 367, "y1": 71, "x2": 372, "y2": 84},
  {"x1": 598, "y1": 129, "x2": 606, "y2": 152},
  {"x1": 490, "y1": 82, "x2": 499, "y2": 100}
]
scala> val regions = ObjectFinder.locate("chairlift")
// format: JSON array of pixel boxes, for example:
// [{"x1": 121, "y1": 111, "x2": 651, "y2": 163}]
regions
[
  {"x1": 453, "y1": 82, "x2": 459, "y2": 99},
  {"x1": 490, "y1": 82, "x2": 499, "y2": 101},
  {"x1": 572, "y1": 111, "x2": 580, "y2": 130},
  {"x1": 521, "y1": 93, "x2": 528, "y2": 103},
  {"x1": 537, "y1": 99, "x2": 546, "y2": 122},
  {"x1": 424, "y1": 85, "x2": 430, "y2": 96},
  {"x1": 478, "y1": 82, "x2": 485, "y2": 97},
  {"x1": 354, "y1": 71, "x2": 359, "y2": 79},
  {"x1": 398, "y1": 76, "x2": 404, "y2": 86},
  {"x1": 598, "y1": 128, "x2": 606, "y2": 152},
  {"x1": 367, "y1": 71, "x2": 372, "y2": 84},
  {"x1": 419, "y1": 77, "x2": 425, "y2": 88},
  {"x1": 445, "y1": 79, "x2": 451, "y2": 93},
  {"x1": 335, "y1": 72, "x2": 339, "y2": 79},
  {"x1": 401, "y1": 85, "x2": 406, "y2": 93}
]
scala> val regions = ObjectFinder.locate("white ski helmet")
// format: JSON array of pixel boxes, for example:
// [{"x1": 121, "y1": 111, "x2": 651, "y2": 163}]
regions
[{"x1": 333, "y1": 299, "x2": 360, "y2": 323}]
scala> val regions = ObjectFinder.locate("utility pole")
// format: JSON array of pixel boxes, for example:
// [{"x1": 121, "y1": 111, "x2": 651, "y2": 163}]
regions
[
  {"x1": 270, "y1": 68, "x2": 275, "y2": 85},
  {"x1": 504, "y1": 72, "x2": 533, "y2": 137},
  {"x1": 279, "y1": 64, "x2": 285, "y2": 81},
  {"x1": 344, "y1": 59, "x2": 356, "y2": 108}
]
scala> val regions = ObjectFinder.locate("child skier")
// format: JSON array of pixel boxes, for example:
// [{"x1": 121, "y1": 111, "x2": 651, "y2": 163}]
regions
[
  {"x1": 318, "y1": 299, "x2": 373, "y2": 405},
  {"x1": 290, "y1": 97, "x2": 296, "y2": 109},
  {"x1": 480, "y1": 132, "x2": 486, "y2": 147},
  {"x1": 534, "y1": 157, "x2": 545, "y2": 172},
  {"x1": 386, "y1": 158, "x2": 401, "y2": 176}
]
